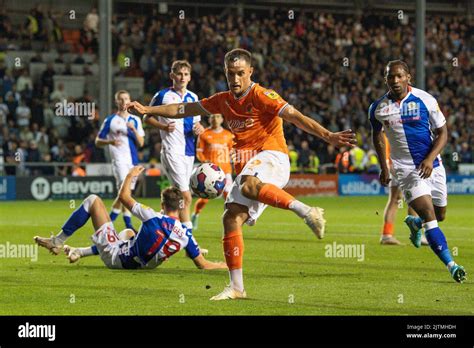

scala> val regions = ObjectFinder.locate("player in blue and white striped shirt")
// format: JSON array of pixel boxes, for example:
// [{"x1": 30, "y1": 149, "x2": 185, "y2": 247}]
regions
[
  {"x1": 34, "y1": 166, "x2": 227, "y2": 271},
  {"x1": 148, "y1": 60, "x2": 204, "y2": 233},
  {"x1": 370, "y1": 60, "x2": 466, "y2": 283},
  {"x1": 95, "y1": 90, "x2": 145, "y2": 231}
]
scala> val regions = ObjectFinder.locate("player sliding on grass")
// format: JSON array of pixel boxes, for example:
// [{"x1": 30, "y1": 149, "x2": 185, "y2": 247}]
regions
[
  {"x1": 370, "y1": 60, "x2": 466, "y2": 283},
  {"x1": 127, "y1": 48, "x2": 356, "y2": 300},
  {"x1": 34, "y1": 166, "x2": 227, "y2": 271}
]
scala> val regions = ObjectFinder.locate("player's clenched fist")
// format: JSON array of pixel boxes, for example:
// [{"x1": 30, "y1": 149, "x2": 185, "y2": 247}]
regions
[{"x1": 379, "y1": 168, "x2": 391, "y2": 187}]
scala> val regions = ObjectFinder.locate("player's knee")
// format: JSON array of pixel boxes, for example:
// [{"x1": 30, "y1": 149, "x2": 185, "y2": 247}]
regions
[
  {"x1": 240, "y1": 179, "x2": 258, "y2": 199},
  {"x1": 222, "y1": 205, "x2": 246, "y2": 228},
  {"x1": 83, "y1": 194, "x2": 99, "y2": 212}
]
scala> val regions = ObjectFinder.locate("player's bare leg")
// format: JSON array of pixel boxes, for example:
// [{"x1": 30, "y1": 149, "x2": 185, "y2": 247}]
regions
[
  {"x1": 180, "y1": 190, "x2": 193, "y2": 226},
  {"x1": 34, "y1": 195, "x2": 110, "y2": 255},
  {"x1": 380, "y1": 186, "x2": 402, "y2": 245},
  {"x1": 240, "y1": 175, "x2": 326, "y2": 238},
  {"x1": 407, "y1": 195, "x2": 465, "y2": 282},
  {"x1": 181, "y1": 190, "x2": 208, "y2": 255},
  {"x1": 434, "y1": 205, "x2": 446, "y2": 222},
  {"x1": 110, "y1": 197, "x2": 122, "y2": 222},
  {"x1": 210, "y1": 202, "x2": 248, "y2": 301}
]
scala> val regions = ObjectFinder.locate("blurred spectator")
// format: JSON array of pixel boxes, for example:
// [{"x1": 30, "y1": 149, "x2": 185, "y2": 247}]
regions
[
  {"x1": 84, "y1": 7, "x2": 99, "y2": 33},
  {"x1": 0, "y1": 95, "x2": 9, "y2": 124},
  {"x1": 16, "y1": 69, "x2": 33, "y2": 93},
  {"x1": 297, "y1": 140, "x2": 311, "y2": 171},
  {"x1": 15, "y1": 99, "x2": 32, "y2": 127},
  {"x1": 459, "y1": 142, "x2": 472, "y2": 163},
  {"x1": 41, "y1": 63, "x2": 55, "y2": 92},
  {"x1": 50, "y1": 82, "x2": 68, "y2": 102}
]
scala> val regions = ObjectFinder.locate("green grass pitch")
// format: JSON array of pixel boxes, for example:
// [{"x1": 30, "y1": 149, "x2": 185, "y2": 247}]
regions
[{"x1": 0, "y1": 195, "x2": 472, "y2": 315}]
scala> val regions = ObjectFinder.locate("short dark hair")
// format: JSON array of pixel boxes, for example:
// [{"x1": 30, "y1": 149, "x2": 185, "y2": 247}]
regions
[
  {"x1": 224, "y1": 48, "x2": 252, "y2": 67},
  {"x1": 385, "y1": 60, "x2": 410, "y2": 76},
  {"x1": 161, "y1": 186, "x2": 184, "y2": 211}
]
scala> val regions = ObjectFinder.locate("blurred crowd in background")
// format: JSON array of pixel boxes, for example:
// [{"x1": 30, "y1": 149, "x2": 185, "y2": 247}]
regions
[{"x1": 0, "y1": 3, "x2": 472, "y2": 176}]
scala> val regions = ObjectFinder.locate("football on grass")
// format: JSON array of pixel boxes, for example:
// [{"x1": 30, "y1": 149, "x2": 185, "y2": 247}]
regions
[{"x1": 190, "y1": 163, "x2": 226, "y2": 199}]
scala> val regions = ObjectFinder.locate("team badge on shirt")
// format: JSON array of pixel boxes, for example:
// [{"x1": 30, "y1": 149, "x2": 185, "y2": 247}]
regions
[{"x1": 264, "y1": 90, "x2": 280, "y2": 100}]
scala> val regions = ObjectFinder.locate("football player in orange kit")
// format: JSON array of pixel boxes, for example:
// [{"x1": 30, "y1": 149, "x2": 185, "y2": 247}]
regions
[
  {"x1": 192, "y1": 113, "x2": 234, "y2": 230},
  {"x1": 127, "y1": 48, "x2": 356, "y2": 300}
]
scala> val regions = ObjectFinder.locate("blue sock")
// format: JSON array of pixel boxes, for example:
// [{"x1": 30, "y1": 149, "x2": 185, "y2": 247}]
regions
[
  {"x1": 425, "y1": 226, "x2": 453, "y2": 266},
  {"x1": 123, "y1": 215, "x2": 133, "y2": 229},
  {"x1": 91, "y1": 245, "x2": 99, "y2": 255},
  {"x1": 61, "y1": 205, "x2": 90, "y2": 236},
  {"x1": 110, "y1": 210, "x2": 120, "y2": 221}
]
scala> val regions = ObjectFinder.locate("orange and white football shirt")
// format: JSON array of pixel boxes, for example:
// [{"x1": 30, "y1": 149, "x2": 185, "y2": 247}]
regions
[
  {"x1": 198, "y1": 82, "x2": 289, "y2": 174},
  {"x1": 196, "y1": 128, "x2": 234, "y2": 174}
]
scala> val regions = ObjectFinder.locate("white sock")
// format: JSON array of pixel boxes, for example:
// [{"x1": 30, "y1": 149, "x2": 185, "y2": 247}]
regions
[
  {"x1": 182, "y1": 221, "x2": 193, "y2": 229},
  {"x1": 112, "y1": 208, "x2": 121, "y2": 215},
  {"x1": 422, "y1": 220, "x2": 438, "y2": 231},
  {"x1": 288, "y1": 200, "x2": 311, "y2": 218},
  {"x1": 78, "y1": 247, "x2": 95, "y2": 257},
  {"x1": 123, "y1": 211, "x2": 131, "y2": 218},
  {"x1": 55, "y1": 230, "x2": 68, "y2": 244},
  {"x1": 447, "y1": 261, "x2": 456, "y2": 272},
  {"x1": 230, "y1": 269, "x2": 244, "y2": 292}
]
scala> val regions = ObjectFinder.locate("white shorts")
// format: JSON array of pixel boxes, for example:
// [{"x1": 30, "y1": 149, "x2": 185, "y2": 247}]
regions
[
  {"x1": 91, "y1": 222, "x2": 124, "y2": 269},
  {"x1": 226, "y1": 150, "x2": 290, "y2": 225},
  {"x1": 112, "y1": 161, "x2": 134, "y2": 190},
  {"x1": 389, "y1": 166, "x2": 399, "y2": 188},
  {"x1": 161, "y1": 151, "x2": 194, "y2": 192},
  {"x1": 394, "y1": 164, "x2": 447, "y2": 207},
  {"x1": 224, "y1": 173, "x2": 233, "y2": 194}
]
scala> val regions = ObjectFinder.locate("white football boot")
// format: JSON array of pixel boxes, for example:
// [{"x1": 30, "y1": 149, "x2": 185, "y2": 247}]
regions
[
  {"x1": 63, "y1": 245, "x2": 82, "y2": 263},
  {"x1": 210, "y1": 286, "x2": 247, "y2": 301},
  {"x1": 34, "y1": 235, "x2": 63, "y2": 255},
  {"x1": 303, "y1": 207, "x2": 326, "y2": 239}
]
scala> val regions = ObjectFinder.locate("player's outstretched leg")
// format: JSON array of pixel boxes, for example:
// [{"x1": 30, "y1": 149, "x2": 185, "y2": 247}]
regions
[
  {"x1": 409, "y1": 196, "x2": 466, "y2": 283},
  {"x1": 210, "y1": 203, "x2": 248, "y2": 301},
  {"x1": 241, "y1": 177, "x2": 326, "y2": 238},
  {"x1": 191, "y1": 198, "x2": 209, "y2": 230},
  {"x1": 34, "y1": 194, "x2": 109, "y2": 255}
]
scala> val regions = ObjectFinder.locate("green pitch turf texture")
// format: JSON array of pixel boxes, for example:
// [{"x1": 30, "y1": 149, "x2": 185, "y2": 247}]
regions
[{"x1": 1, "y1": 195, "x2": 472, "y2": 315}]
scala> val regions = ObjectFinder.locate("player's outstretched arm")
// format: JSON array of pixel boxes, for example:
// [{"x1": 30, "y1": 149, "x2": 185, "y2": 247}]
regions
[
  {"x1": 280, "y1": 105, "x2": 356, "y2": 148},
  {"x1": 118, "y1": 165, "x2": 145, "y2": 211},
  {"x1": 191, "y1": 253, "x2": 228, "y2": 270},
  {"x1": 127, "y1": 101, "x2": 206, "y2": 120}
]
